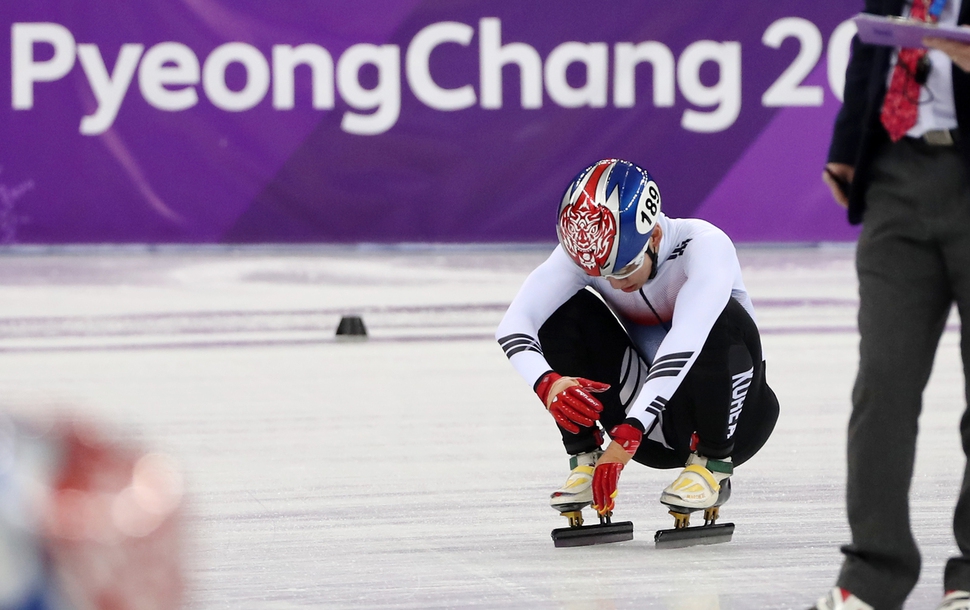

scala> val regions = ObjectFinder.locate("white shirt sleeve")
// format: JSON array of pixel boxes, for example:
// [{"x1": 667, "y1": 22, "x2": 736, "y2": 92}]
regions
[
  {"x1": 495, "y1": 247, "x2": 590, "y2": 389},
  {"x1": 625, "y1": 229, "x2": 740, "y2": 431}
]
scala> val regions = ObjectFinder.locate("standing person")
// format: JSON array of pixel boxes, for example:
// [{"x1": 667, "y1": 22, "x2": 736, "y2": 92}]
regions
[
  {"x1": 495, "y1": 158, "x2": 779, "y2": 532},
  {"x1": 813, "y1": 1, "x2": 970, "y2": 609}
]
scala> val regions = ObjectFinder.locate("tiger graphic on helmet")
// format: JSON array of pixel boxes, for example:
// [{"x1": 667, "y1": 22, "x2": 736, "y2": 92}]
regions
[{"x1": 557, "y1": 159, "x2": 661, "y2": 277}]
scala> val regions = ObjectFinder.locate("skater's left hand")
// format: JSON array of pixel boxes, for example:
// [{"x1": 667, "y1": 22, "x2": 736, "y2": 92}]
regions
[
  {"x1": 591, "y1": 422, "x2": 643, "y2": 516},
  {"x1": 535, "y1": 372, "x2": 610, "y2": 434}
]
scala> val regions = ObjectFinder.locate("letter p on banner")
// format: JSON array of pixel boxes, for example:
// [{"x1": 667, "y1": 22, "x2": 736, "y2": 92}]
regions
[{"x1": 12, "y1": 23, "x2": 77, "y2": 109}]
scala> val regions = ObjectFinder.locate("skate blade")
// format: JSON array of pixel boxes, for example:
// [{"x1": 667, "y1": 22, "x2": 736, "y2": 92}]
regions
[
  {"x1": 653, "y1": 522, "x2": 734, "y2": 549},
  {"x1": 551, "y1": 521, "x2": 634, "y2": 548}
]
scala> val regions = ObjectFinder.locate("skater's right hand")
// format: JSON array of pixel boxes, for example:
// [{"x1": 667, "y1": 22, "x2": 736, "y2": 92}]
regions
[
  {"x1": 592, "y1": 462, "x2": 624, "y2": 516},
  {"x1": 534, "y1": 372, "x2": 610, "y2": 434},
  {"x1": 592, "y1": 422, "x2": 644, "y2": 516}
]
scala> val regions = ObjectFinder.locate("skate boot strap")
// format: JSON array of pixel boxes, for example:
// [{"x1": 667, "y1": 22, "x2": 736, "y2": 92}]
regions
[
  {"x1": 703, "y1": 458, "x2": 733, "y2": 476},
  {"x1": 681, "y1": 464, "x2": 721, "y2": 492},
  {"x1": 552, "y1": 465, "x2": 596, "y2": 500},
  {"x1": 566, "y1": 465, "x2": 595, "y2": 479},
  {"x1": 568, "y1": 450, "x2": 602, "y2": 470},
  {"x1": 685, "y1": 453, "x2": 733, "y2": 477}
]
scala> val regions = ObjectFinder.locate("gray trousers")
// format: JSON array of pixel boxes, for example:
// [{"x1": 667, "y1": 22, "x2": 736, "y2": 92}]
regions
[{"x1": 837, "y1": 136, "x2": 970, "y2": 609}]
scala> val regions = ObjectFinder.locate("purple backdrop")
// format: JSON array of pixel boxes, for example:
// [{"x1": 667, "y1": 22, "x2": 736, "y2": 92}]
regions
[{"x1": 0, "y1": 1, "x2": 862, "y2": 244}]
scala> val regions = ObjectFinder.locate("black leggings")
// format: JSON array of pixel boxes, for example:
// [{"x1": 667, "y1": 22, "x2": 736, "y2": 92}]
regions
[{"x1": 538, "y1": 289, "x2": 779, "y2": 469}]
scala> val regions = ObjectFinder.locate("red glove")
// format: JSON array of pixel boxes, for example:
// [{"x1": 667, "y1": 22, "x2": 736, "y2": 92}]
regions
[
  {"x1": 535, "y1": 372, "x2": 610, "y2": 434},
  {"x1": 591, "y1": 423, "x2": 643, "y2": 516},
  {"x1": 609, "y1": 422, "x2": 643, "y2": 455},
  {"x1": 592, "y1": 462, "x2": 624, "y2": 515}
]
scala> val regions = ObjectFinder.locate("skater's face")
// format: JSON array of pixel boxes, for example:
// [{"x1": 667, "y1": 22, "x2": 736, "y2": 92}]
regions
[{"x1": 606, "y1": 225, "x2": 663, "y2": 293}]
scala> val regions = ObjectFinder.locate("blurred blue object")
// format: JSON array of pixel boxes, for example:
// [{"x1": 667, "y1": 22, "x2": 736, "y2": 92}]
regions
[{"x1": 0, "y1": 415, "x2": 69, "y2": 610}]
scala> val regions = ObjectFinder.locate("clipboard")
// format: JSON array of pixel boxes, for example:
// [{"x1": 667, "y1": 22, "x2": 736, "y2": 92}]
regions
[{"x1": 854, "y1": 12, "x2": 970, "y2": 48}]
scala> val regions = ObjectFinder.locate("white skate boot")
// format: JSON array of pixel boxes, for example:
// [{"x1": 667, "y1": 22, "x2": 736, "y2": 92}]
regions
[
  {"x1": 810, "y1": 587, "x2": 874, "y2": 610},
  {"x1": 660, "y1": 452, "x2": 733, "y2": 511},
  {"x1": 653, "y1": 452, "x2": 737, "y2": 546},
  {"x1": 550, "y1": 450, "x2": 602, "y2": 514},
  {"x1": 549, "y1": 447, "x2": 635, "y2": 547},
  {"x1": 938, "y1": 590, "x2": 970, "y2": 610}
]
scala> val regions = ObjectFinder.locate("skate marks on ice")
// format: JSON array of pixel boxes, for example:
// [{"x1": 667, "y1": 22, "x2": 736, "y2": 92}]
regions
[
  {"x1": 0, "y1": 245, "x2": 963, "y2": 609},
  {"x1": 0, "y1": 248, "x2": 543, "y2": 352},
  {"x1": 0, "y1": 303, "x2": 508, "y2": 353}
]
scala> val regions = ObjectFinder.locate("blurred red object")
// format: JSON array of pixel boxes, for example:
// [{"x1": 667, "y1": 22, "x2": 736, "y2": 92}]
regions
[{"x1": 42, "y1": 420, "x2": 184, "y2": 610}]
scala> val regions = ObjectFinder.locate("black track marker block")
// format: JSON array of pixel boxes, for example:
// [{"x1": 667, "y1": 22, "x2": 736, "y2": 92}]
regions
[
  {"x1": 551, "y1": 521, "x2": 634, "y2": 548},
  {"x1": 654, "y1": 522, "x2": 734, "y2": 549},
  {"x1": 336, "y1": 315, "x2": 367, "y2": 339}
]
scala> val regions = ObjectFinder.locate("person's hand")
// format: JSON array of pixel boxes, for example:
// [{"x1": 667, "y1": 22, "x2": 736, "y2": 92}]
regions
[
  {"x1": 925, "y1": 34, "x2": 970, "y2": 73},
  {"x1": 591, "y1": 423, "x2": 642, "y2": 516},
  {"x1": 822, "y1": 163, "x2": 854, "y2": 209},
  {"x1": 534, "y1": 372, "x2": 609, "y2": 434}
]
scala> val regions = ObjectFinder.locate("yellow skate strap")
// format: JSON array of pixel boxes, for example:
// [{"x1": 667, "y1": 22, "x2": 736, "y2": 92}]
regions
[
  {"x1": 683, "y1": 464, "x2": 720, "y2": 492},
  {"x1": 563, "y1": 465, "x2": 595, "y2": 490}
]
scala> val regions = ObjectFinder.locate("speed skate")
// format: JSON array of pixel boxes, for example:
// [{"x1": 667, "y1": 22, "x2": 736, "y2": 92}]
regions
[
  {"x1": 654, "y1": 456, "x2": 735, "y2": 549},
  {"x1": 653, "y1": 505, "x2": 735, "y2": 549},
  {"x1": 551, "y1": 508, "x2": 634, "y2": 548},
  {"x1": 549, "y1": 450, "x2": 634, "y2": 547}
]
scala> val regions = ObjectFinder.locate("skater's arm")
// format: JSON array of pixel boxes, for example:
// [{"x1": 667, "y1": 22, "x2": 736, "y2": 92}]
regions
[
  {"x1": 496, "y1": 246, "x2": 590, "y2": 388},
  {"x1": 591, "y1": 421, "x2": 643, "y2": 516},
  {"x1": 625, "y1": 229, "x2": 740, "y2": 430},
  {"x1": 498, "y1": 253, "x2": 608, "y2": 430}
]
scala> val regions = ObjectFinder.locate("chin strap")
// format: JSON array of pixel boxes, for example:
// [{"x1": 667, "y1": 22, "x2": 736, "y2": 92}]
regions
[{"x1": 646, "y1": 244, "x2": 659, "y2": 280}]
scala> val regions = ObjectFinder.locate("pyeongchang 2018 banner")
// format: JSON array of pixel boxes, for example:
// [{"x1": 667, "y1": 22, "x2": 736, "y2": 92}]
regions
[{"x1": 1, "y1": 1, "x2": 863, "y2": 244}]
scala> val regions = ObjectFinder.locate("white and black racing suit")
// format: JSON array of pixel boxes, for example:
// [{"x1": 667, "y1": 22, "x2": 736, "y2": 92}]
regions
[{"x1": 496, "y1": 214, "x2": 778, "y2": 466}]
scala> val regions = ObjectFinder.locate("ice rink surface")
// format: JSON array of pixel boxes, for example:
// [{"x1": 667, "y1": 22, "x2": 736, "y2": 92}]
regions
[{"x1": 0, "y1": 244, "x2": 965, "y2": 610}]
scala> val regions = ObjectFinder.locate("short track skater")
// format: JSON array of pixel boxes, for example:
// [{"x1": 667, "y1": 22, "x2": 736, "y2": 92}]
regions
[{"x1": 496, "y1": 158, "x2": 780, "y2": 547}]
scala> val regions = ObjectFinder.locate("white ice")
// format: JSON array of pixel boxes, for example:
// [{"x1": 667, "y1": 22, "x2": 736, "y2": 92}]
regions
[{"x1": 0, "y1": 244, "x2": 964, "y2": 609}]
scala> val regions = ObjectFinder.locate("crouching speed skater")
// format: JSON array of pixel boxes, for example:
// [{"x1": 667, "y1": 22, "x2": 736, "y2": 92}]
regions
[{"x1": 495, "y1": 159, "x2": 780, "y2": 547}]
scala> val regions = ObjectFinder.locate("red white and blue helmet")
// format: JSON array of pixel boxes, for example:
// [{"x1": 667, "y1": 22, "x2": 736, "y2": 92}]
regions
[{"x1": 556, "y1": 159, "x2": 662, "y2": 277}]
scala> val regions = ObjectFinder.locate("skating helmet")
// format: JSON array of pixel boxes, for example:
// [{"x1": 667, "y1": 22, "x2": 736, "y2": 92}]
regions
[{"x1": 557, "y1": 159, "x2": 661, "y2": 278}]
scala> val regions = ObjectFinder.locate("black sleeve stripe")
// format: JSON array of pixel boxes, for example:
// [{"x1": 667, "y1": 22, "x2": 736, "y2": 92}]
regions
[
  {"x1": 645, "y1": 369, "x2": 682, "y2": 382},
  {"x1": 505, "y1": 344, "x2": 541, "y2": 358},
  {"x1": 501, "y1": 338, "x2": 540, "y2": 351},
  {"x1": 498, "y1": 332, "x2": 537, "y2": 345},
  {"x1": 643, "y1": 397, "x2": 668, "y2": 419},
  {"x1": 498, "y1": 334, "x2": 540, "y2": 345},
  {"x1": 648, "y1": 360, "x2": 688, "y2": 372},
  {"x1": 497, "y1": 333, "x2": 543, "y2": 358},
  {"x1": 652, "y1": 351, "x2": 694, "y2": 365}
]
